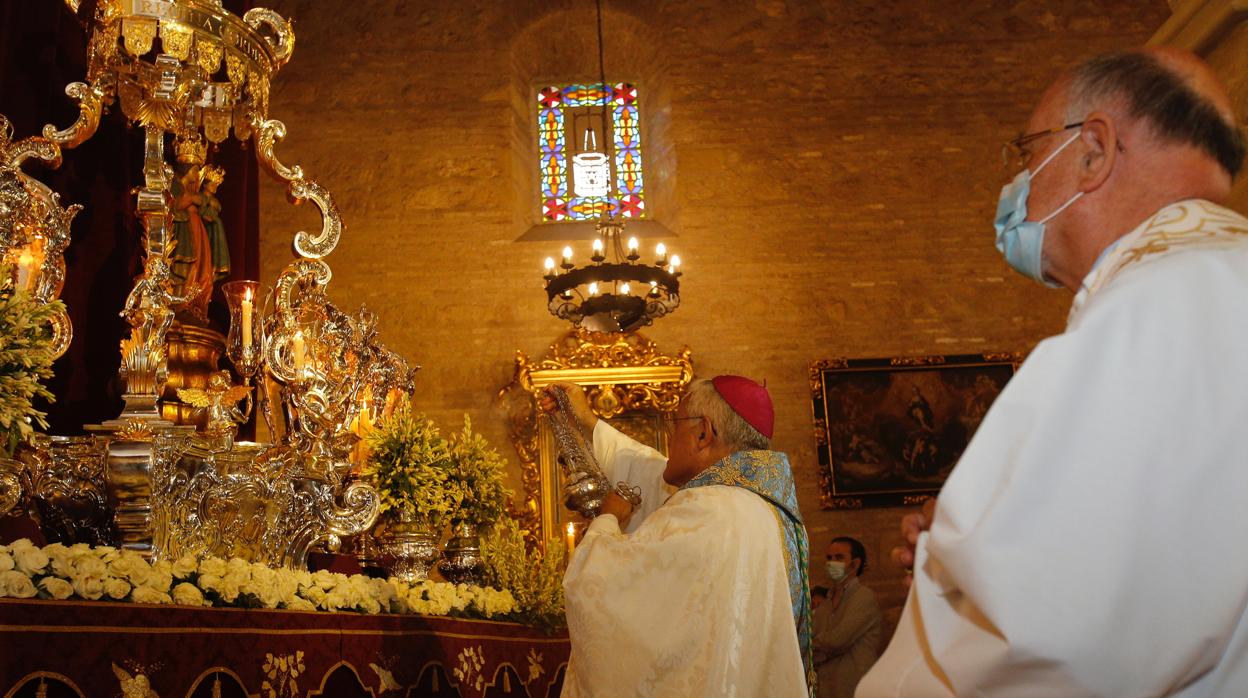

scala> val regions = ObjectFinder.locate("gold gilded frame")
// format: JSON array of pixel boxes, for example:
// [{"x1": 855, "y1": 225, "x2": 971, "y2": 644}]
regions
[{"x1": 500, "y1": 328, "x2": 693, "y2": 545}]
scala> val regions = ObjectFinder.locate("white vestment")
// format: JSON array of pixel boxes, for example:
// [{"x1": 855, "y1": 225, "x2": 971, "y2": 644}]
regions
[
  {"x1": 859, "y1": 200, "x2": 1248, "y2": 697},
  {"x1": 561, "y1": 422, "x2": 808, "y2": 697}
]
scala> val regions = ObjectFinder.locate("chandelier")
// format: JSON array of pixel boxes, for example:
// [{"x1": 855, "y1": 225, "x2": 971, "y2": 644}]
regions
[{"x1": 540, "y1": 0, "x2": 684, "y2": 333}]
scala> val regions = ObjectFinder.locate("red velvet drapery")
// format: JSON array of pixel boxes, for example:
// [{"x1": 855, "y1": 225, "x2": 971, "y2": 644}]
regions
[{"x1": 0, "y1": 0, "x2": 260, "y2": 434}]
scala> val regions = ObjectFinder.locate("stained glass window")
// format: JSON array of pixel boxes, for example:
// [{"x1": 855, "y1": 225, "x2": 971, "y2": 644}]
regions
[{"x1": 536, "y1": 82, "x2": 646, "y2": 222}]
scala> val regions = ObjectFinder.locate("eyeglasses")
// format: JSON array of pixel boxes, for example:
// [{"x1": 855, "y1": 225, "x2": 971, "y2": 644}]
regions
[
  {"x1": 1001, "y1": 121, "x2": 1084, "y2": 175},
  {"x1": 662, "y1": 414, "x2": 703, "y2": 434}
]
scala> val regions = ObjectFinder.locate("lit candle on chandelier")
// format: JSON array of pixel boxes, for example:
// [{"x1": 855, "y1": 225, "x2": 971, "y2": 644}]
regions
[
  {"x1": 241, "y1": 288, "x2": 254, "y2": 351},
  {"x1": 591, "y1": 238, "x2": 605, "y2": 262},
  {"x1": 544, "y1": 257, "x2": 557, "y2": 280},
  {"x1": 589, "y1": 282, "x2": 599, "y2": 296},
  {"x1": 655, "y1": 242, "x2": 667, "y2": 265},
  {"x1": 627, "y1": 237, "x2": 639, "y2": 258},
  {"x1": 620, "y1": 282, "x2": 631, "y2": 295},
  {"x1": 670, "y1": 254, "x2": 682, "y2": 275},
  {"x1": 562, "y1": 246, "x2": 573, "y2": 268}
]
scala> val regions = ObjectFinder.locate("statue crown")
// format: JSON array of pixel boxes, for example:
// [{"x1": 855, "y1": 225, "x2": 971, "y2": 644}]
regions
[{"x1": 175, "y1": 137, "x2": 207, "y2": 165}]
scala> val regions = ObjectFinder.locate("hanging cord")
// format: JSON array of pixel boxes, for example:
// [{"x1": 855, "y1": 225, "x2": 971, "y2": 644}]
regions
[{"x1": 595, "y1": 0, "x2": 614, "y2": 222}]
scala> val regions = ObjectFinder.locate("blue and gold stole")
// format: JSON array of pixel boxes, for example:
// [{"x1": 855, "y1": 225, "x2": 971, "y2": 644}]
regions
[{"x1": 682, "y1": 450, "x2": 815, "y2": 696}]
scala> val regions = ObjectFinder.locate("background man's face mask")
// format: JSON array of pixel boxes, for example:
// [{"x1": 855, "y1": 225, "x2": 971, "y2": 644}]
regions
[
  {"x1": 994, "y1": 131, "x2": 1084, "y2": 285},
  {"x1": 825, "y1": 560, "x2": 848, "y2": 582}
]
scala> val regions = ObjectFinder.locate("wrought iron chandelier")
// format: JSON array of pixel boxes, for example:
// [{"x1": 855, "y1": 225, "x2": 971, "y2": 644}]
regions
[{"x1": 540, "y1": 0, "x2": 683, "y2": 333}]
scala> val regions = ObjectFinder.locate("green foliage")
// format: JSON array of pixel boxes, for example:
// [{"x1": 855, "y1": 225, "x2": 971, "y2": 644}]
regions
[
  {"x1": 480, "y1": 516, "x2": 566, "y2": 632},
  {"x1": 0, "y1": 266, "x2": 62, "y2": 456},
  {"x1": 362, "y1": 402, "x2": 456, "y2": 528},
  {"x1": 446, "y1": 415, "x2": 512, "y2": 529}
]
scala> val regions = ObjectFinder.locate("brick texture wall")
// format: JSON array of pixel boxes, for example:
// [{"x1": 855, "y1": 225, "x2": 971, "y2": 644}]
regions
[{"x1": 258, "y1": 0, "x2": 1172, "y2": 637}]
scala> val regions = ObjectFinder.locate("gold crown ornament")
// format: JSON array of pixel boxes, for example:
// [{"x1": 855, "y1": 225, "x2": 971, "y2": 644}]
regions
[{"x1": 174, "y1": 136, "x2": 207, "y2": 165}]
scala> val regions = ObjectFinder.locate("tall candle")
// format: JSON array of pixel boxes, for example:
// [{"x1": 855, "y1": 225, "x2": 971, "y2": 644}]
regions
[
  {"x1": 565, "y1": 521, "x2": 577, "y2": 558},
  {"x1": 241, "y1": 288, "x2": 253, "y2": 351},
  {"x1": 292, "y1": 330, "x2": 306, "y2": 373}
]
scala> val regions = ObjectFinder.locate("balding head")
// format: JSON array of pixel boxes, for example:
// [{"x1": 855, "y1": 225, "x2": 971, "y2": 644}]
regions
[
  {"x1": 1012, "y1": 48, "x2": 1243, "y2": 291},
  {"x1": 1065, "y1": 48, "x2": 1244, "y2": 178}
]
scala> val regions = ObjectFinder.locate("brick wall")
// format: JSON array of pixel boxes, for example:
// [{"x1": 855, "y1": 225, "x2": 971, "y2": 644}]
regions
[{"x1": 258, "y1": 0, "x2": 1171, "y2": 635}]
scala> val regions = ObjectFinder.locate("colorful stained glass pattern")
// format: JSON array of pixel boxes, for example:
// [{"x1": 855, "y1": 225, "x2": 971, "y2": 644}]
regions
[{"x1": 536, "y1": 82, "x2": 647, "y2": 222}]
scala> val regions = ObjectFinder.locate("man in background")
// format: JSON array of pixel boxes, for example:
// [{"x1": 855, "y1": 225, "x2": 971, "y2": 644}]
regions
[
  {"x1": 860, "y1": 47, "x2": 1248, "y2": 696},
  {"x1": 814, "y1": 535, "x2": 881, "y2": 698}
]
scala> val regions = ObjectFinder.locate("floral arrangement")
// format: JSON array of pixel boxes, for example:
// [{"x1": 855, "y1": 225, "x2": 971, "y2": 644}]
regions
[
  {"x1": 0, "y1": 538, "x2": 516, "y2": 618},
  {"x1": 362, "y1": 402, "x2": 456, "y2": 529},
  {"x1": 363, "y1": 404, "x2": 513, "y2": 534},
  {"x1": 0, "y1": 266, "x2": 63, "y2": 456},
  {"x1": 445, "y1": 415, "x2": 512, "y2": 529},
  {"x1": 479, "y1": 517, "x2": 566, "y2": 631}
]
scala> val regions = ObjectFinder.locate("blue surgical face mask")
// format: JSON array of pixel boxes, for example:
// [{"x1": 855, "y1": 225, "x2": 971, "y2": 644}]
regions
[{"x1": 994, "y1": 132, "x2": 1084, "y2": 285}]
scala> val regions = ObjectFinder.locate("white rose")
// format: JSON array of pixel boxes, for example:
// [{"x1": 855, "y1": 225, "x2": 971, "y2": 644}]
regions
[
  {"x1": 171, "y1": 555, "x2": 198, "y2": 580},
  {"x1": 7, "y1": 538, "x2": 34, "y2": 552},
  {"x1": 108, "y1": 553, "x2": 151, "y2": 587},
  {"x1": 218, "y1": 577, "x2": 241, "y2": 603},
  {"x1": 225, "y1": 557, "x2": 250, "y2": 573},
  {"x1": 198, "y1": 556, "x2": 228, "y2": 578},
  {"x1": 171, "y1": 582, "x2": 207, "y2": 607},
  {"x1": 301, "y1": 586, "x2": 327, "y2": 609},
  {"x1": 38, "y1": 576, "x2": 73, "y2": 600},
  {"x1": 146, "y1": 560, "x2": 173, "y2": 593},
  {"x1": 131, "y1": 586, "x2": 171, "y2": 605},
  {"x1": 0, "y1": 552, "x2": 13, "y2": 573},
  {"x1": 72, "y1": 555, "x2": 107, "y2": 579},
  {"x1": 284, "y1": 597, "x2": 316, "y2": 612},
  {"x1": 222, "y1": 568, "x2": 250, "y2": 593},
  {"x1": 273, "y1": 569, "x2": 300, "y2": 606},
  {"x1": 0, "y1": 570, "x2": 36, "y2": 599},
  {"x1": 13, "y1": 546, "x2": 49, "y2": 576},
  {"x1": 44, "y1": 545, "x2": 73, "y2": 577},
  {"x1": 104, "y1": 577, "x2": 131, "y2": 600},
  {"x1": 71, "y1": 573, "x2": 106, "y2": 601},
  {"x1": 311, "y1": 569, "x2": 336, "y2": 590}
]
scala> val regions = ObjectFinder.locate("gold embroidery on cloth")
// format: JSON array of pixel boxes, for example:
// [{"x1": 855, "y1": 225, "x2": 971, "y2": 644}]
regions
[
  {"x1": 453, "y1": 645, "x2": 486, "y2": 693},
  {"x1": 1070, "y1": 200, "x2": 1248, "y2": 324},
  {"x1": 527, "y1": 647, "x2": 546, "y2": 683},
  {"x1": 111, "y1": 663, "x2": 160, "y2": 698},
  {"x1": 261, "y1": 651, "x2": 305, "y2": 698}
]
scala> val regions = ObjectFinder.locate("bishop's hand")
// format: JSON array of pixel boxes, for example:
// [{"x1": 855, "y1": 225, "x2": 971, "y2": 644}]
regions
[
  {"x1": 599, "y1": 490, "x2": 634, "y2": 530},
  {"x1": 538, "y1": 382, "x2": 599, "y2": 431}
]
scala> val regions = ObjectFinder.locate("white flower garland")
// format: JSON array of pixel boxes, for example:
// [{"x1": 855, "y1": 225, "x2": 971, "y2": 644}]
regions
[{"x1": 0, "y1": 539, "x2": 517, "y2": 619}]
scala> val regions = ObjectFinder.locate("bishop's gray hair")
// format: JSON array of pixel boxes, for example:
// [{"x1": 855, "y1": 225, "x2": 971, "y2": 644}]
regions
[
  {"x1": 1066, "y1": 51, "x2": 1245, "y2": 178},
  {"x1": 681, "y1": 379, "x2": 770, "y2": 451}
]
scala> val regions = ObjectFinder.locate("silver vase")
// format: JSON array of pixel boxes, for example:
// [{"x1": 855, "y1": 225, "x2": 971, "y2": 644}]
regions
[
  {"x1": 385, "y1": 511, "x2": 441, "y2": 583},
  {"x1": 437, "y1": 521, "x2": 485, "y2": 586}
]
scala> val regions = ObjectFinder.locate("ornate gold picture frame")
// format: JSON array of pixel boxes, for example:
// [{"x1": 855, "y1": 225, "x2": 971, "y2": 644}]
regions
[
  {"x1": 811, "y1": 353, "x2": 1022, "y2": 509},
  {"x1": 501, "y1": 329, "x2": 692, "y2": 545}
]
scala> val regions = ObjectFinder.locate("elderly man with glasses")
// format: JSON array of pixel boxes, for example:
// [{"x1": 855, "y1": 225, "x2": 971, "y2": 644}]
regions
[
  {"x1": 539, "y1": 376, "x2": 814, "y2": 697},
  {"x1": 859, "y1": 47, "x2": 1248, "y2": 696}
]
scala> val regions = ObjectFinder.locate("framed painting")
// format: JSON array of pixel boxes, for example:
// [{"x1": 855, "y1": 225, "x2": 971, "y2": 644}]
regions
[{"x1": 811, "y1": 353, "x2": 1023, "y2": 509}]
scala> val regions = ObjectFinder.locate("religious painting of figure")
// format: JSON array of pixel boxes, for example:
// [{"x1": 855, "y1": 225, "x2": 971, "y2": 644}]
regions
[{"x1": 811, "y1": 354, "x2": 1021, "y2": 509}]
